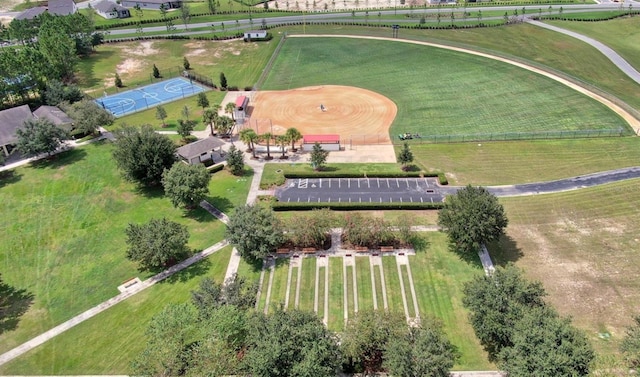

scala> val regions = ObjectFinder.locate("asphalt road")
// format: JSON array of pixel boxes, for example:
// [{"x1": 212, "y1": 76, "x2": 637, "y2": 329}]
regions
[{"x1": 275, "y1": 167, "x2": 640, "y2": 203}]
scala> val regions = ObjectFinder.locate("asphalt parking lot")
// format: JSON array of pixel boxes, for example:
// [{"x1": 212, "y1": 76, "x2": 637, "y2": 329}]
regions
[{"x1": 275, "y1": 177, "x2": 454, "y2": 203}]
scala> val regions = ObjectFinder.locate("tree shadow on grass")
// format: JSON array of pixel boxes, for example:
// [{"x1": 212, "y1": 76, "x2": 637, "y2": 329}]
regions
[
  {"x1": 448, "y1": 242, "x2": 485, "y2": 271},
  {"x1": 31, "y1": 148, "x2": 87, "y2": 169},
  {"x1": 203, "y1": 196, "x2": 233, "y2": 215},
  {"x1": 184, "y1": 206, "x2": 217, "y2": 223},
  {"x1": 162, "y1": 256, "x2": 212, "y2": 284},
  {"x1": 410, "y1": 234, "x2": 431, "y2": 252},
  {"x1": 135, "y1": 185, "x2": 165, "y2": 199},
  {"x1": 0, "y1": 170, "x2": 22, "y2": 188},
  {"x1": 245, "y1": 257, "x2": 265, "y2": 274},
  {"x1": 0, "y1": 279, "x2": 35, "y2": 335},
  {"x1": 487, "y1": 234, "x2": 524, "y2": 266}
]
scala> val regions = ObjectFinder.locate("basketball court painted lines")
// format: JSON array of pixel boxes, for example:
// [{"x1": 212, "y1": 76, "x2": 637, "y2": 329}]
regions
[{"x1": 95, "y1": 77, "x2": 206, "y2": 117}]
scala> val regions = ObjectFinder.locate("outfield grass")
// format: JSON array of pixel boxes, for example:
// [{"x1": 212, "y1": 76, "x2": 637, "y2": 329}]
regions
[
  {"x1": 491, "y1": 179, "x2": 640, "y2": 359},
  {"x1": 547, "y1": 17, "x2": 640, "y2": 73},
  {"x1": 0, "y1": 246, "x2": 233, "y2": 375},
  {"x1": 0, "y1": 142, "x2": 250, "y2": 356},
  {"x1": 273, "y1": 23, "x2": 640, "y2": 113},
  {"x1": 408, "y1": 137, "x2": 640, "y2": 185},
  {"x1": 261, "y1": 36, "x2": 628, "y2": 137},
  {"x1": 78, "y1": 36, "x2": 281, "y2": 93},
  {"x1": 115, "y1": 91, "x2": 225, "y2": 131}
]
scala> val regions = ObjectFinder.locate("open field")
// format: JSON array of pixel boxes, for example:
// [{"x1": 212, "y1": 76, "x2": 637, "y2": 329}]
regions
[
  {"x1": 0, "y1": 246, "x2": 233, "y2": 375},
  {"x1": 407, "y1": 137, "x2": 640, "y2": 185},
  {"x1": 491, "y1": 179, "x2": 640, "y2": 358},
  {"x1": 0, "y1": 142, "x2": 251, "y2": 356},
  {"x1": 261, "y1": 36, "x2": 628, "y2": 138},
  {"x1": 77, "y1": 37, "x2": 281, "y2": 93},
  {"x1": 273, "y1": 24, "x2": 640, "y2": 112},
  {"x1": 547, "y1": 17, "x2": 640, "y2": 73}
]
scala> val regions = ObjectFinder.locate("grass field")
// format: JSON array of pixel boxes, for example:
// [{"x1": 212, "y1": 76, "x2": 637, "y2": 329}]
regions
[
  {"x1": 491, "y1": 179, "x2": 640, "y2": 359},
  {"x1": 273, "y1": 23, "x2": 640, "y2": 112},
  {"x1": 77, "y1": 37, "x2": 281, "y2": 93},
  {"x1": 0, "y1": 246, "x2": 233, "y2": 375},
  {"x1": 261, "y1": 36, "x2": 628, "y2": 138},
  {"x1": 0, "y1": 142, "x2": 251, "y2": 356},
  {"x1": 547, "y1": 17, "x2": 640, "y2": 73},
  {"x1": 406, "y1": 137, "x2": 640, "y2": 185}
]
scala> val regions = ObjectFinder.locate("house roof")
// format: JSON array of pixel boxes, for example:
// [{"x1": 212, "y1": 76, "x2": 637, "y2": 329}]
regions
[
  {"x1": 94, "y1": 0, "x2": 128, "y2": 12},
  {"x1": 48, "y1": 0, "x2": 76, "y2": 15},
  {"x1": 33, "y1": 106, "x2": 73, "y2": 128},
  {"x1": 15, "y1": 6, "x2": 47, "y2": 20},
  {"x1": 122, "y1": 0, "x2": 182, "y2": 4},
  {"x1": 245, "y1": 30, "x2": 267, "y2": 34},
  {"x1": 176, "y1": 137, "x2": 225, "y2": 159},
  {"x1": 303, "y1": 134, "x2": 340, "y2": 143},
  {"x1": 0, "y1": 105, "x2": 33, "y2": 146}
]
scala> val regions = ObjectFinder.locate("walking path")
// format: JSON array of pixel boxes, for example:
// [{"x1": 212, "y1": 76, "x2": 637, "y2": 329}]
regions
[
  {"x1": 0, "y1": 239, "x2": 228, "y2": 366},
  {"x1": 526, "y1": 19, "x2": 640, "y2": 86}
]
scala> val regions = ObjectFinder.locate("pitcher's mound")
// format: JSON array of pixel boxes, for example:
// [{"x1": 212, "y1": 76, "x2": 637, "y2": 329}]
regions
[{"x1": 250, "y1": 85, "x2": 396, "y2": 144}]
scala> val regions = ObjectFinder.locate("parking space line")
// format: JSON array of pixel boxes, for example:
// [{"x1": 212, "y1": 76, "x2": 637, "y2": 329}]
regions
[
  {"x1": 424, "y1": 178, "x2": 429, "y2": 188},
  {"x1": 410, "y1": 197, "x2": 413, "y2": 202},
  {"x1": 406, "y1": 178, "x2": 409, "y2": 188},
  {"x1": 377, "y1": 178, "x2": 380, "y2": 188},
  {"x1": 339, "y1": 180, "x2": 341, "y2": 188},
  {"x1": 297, "y1": 197, "x2": 300, "y2": 202},
  {"x1": 358, "y1": 180, "x2": 360, "y2": 188},
  {"x1": 329, "y1": 179, "x2": 331, "y2": 188},
  {"x1": 328, "y1": 197, "x2": 331, "y2": 202},
  {"x1": 367, "y1": 179, "x2": 370, "y2": 189},
  {"x1": 430, "y1": 197, "x2": 433, "y2": 203},
  {"x1": 396, "y1": 178, "x2": 400, "y2": 188},
  {"x1": 369, "y1": 197, "x2": 372, "y2": 202},
  {"x1": 339, "y1": 197, "x2": 341, "y2": 202},
  {"x1": 420, "y1": 197, "x2": 423, "y2": 203},
  {"x1": 386, "y1": 179, "x2": 390, "y2": 188},
  {"x1": 348, "y1": 179, "x2": 351, "y2": 188},
  {"x1": 319, "y1": 178, "x2": 322, "y2": 188}
]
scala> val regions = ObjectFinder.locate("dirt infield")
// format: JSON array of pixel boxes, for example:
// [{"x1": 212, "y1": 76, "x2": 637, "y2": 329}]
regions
[{"x1": 248, "y1": 85, "x2": 396, "y2": 144}]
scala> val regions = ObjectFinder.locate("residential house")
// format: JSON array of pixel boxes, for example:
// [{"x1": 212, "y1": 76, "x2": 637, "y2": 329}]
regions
[
  {"x1": 94, "y1": 0, "x2": 131, "y2": 19},
  {"x1": 120, "y1": 0, "x2": 182, "y2": 10}
]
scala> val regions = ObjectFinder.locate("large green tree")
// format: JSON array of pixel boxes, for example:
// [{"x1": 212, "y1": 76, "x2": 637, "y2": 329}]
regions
[
  {"x1": 397, "y1": 142, "x2": 414, "y2": 171},
  {"x1": 384, "y1": 318, "x2": 459, "y2": 377},
  {"x1": 43, "y1": 79, "x2": 83, "y2": 106},
  {"x1": 621, "y1": 315, "x2": 640, "y2": 369},
  {"x1": 132, "y1": 303, "x2": 198, "y2": 376},
  {"x1": 16, "y1": 118, "x2": 69, "y2": 157},
  {"x1": 462, "y1": 264, "x2": 547, "y2": 359},
  {"x1": 437, "y1": 185, "x2": 508, "y2": 254},
  {"x1": 341, "y1": 310, "x2": 406, "y2": 373},
  {"x1": 67, "y1": 100, "x2": 115, "y2": 135},
  {"x1": 125, "y1": 217, "x2": 190, "y2": 270},
  {"x1": 239, "y1": 128, "x2": 259, "y2": 158},
  {"x1": 225, "y1": 144, "x2": 244, "y2": 176},
  {"x1": 310, "y1": 142, "x2": 329, "y2": 171},
  {"x1": 37, "y1": 16, "x2": 78, "y2": 82},
  {"x1": 225, "y1": 205, "x2": 284, "y2": 261},
  {"x1": 285, "y1": 127, "x2": 303, "y2": 152},
  {"x1": 499, "y1": 307, "x2": 594, "y2": 376},
  {"x1": 112, "y1": 125, "x2": 177, "y2": 186},
  {"x1": 161, "y1": 162, "x2": 210, "y2": 209},
  {"x1": 243, "y1": 309, "x2": 341, "y2": 377}
]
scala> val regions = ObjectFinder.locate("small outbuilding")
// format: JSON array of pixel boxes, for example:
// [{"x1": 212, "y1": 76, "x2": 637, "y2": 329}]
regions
[
  {"x1": 176, "y1": 137, "x2": 226, "y2": 165},
  {"x1": 234, "y1": 95, "x2": 249, "y2": 125},
  {"x1": 33, "y1": 105, "x2": 74, "y2": 130},
  {"x1": 243, "y1": 30, "x2": 267, "y2": 41},
  {"x1": 94, "y1": 0, "x2": 131, "y2": 19},
  {"x1": 302, "y1": 134, "x2": 341, "y2": 151}
]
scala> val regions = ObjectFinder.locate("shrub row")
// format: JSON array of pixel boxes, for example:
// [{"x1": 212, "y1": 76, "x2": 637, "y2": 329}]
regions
[
  {"x1": 282, "y1": 171, "x2": 448, "y2": 185},
  {"x1": 272, "y1": 201, "x2": 444, "y2": 211},
  {"x1": 537, "y1": 11, "x2": 639, "y2": 21},
  {"x1": 207, "y1": 163, "x2": 225, "y2": 173},
  {"x1": 265, "y1": 20, "x2": 503, "y2": 30}
]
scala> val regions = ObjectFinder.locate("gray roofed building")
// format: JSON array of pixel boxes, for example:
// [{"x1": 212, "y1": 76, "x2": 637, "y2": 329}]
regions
[
  {"x1": 0, "y1": 105, "x2": 33, "y2": 157},
  {"x1": 94, "y1": 0, "x2": 131, "y2": 19},
  {"x1": 15, "y1": 6, "x2": 47, "y2": 20},
  {"x1": 33, "y1": 106, "x2": 74, "y2": 130},
  {"x1": 120, "y1": 0, "x2": 182, "y2": 10},
  {"x1": 176, "y1": 137, "x2": 226, "y2": 165},
  {"x1": 47, "y1": 0, "x2": 78, "y2": 16}
]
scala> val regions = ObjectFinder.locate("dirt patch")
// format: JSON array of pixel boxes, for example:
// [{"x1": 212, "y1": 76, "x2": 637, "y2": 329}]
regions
[
  {"x1": 121, "y1": 41, "x2": 159, "y2": 57},
  {"x1": 250, "y1": 85, "x2": 396, "y2": 144},
  {"x1": 117, "y1": 58, "x2": 145, "y2": 75},
  {"x1": 0, "y1": 0, "x2": 24, "y2": 12}
]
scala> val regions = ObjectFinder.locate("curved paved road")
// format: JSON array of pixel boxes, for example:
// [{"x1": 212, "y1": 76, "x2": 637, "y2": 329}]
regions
[
  {"x1": 526, "y1": 19, "x2": 640, "y2": 86},
  {"x1": 275, "y1": 167, "x2": 640, "y2": 203}
]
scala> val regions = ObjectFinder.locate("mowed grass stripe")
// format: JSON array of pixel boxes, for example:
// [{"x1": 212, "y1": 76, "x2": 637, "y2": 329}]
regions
[
  {"x1": 267, "y1": 258, "x2": 290, "y2": 312},
  {"x1": 298, "y1": 257, "x2": 316, "y2": 312},
  {"x1": 372, "y1": 262, "x2": 385, "y2": 310},
  {"x1": 0, "y1": 247, "x2": 233, "y2": 375},
  {"x1": 400, "y1": 264, "x2": 417, "y2": 318},
  {"x1": 317, "y1": 266, "x2": 326, "y2": 317},
  {"x1": 288, "y1": 265, "x2": 298, "y2": 309},
  {"x1": 345, "y1": 262, "x2": 355, "y2": 318},
  {"x1": 355, "y1": 257, "x2": 374, "y2": 312},
  {"x1": 262, "y1": 37, "x2": 628, "y2": 137},
  {"x1": 381, "y1": 256, "x2": 404, "y2": 315},
  {"x1": 328, "y1": 257, "x2": 344, "y2": 331},
  {"x1": 256, "y1": 262, "x2": 270, "y2": 312},
  {"x1": 409, "y1": 233, "x2": 491, "y2": 370}
]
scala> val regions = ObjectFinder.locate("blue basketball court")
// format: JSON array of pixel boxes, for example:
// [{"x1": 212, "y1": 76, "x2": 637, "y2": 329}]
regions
[{"x1": 95, "y1": 78, "x2": 206, "y2": 117}]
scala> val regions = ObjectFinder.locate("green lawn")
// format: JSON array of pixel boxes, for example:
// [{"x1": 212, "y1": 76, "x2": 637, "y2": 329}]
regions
[
  {"x1": 261, "y1": 36, "x2": 628, "y2": 138},
  {"x1": 407, "y1": 137, "x2": 640, "y2": 185},
  {"x1": 289, "y1": 265, "x2": 299, "y2": 308},
  {"x1": 400, "y1": 264, "x2": 416, "y2": 318},
  {"x1": 317, "y1": 265, "x2": 326, "y2": 317},
  {"x1": 547, "y1": 17, "x2": 640, "y2": 73},
  {"x1": 266, "y1": 257, "x2": 290, "y2": 312},
  {"x1": 298, "y1": 256, "x2": 316, "y2": 312},
  {"x1": 115, "y1": 91, "x2": 225, "y2": 131},
  {"x1": 328, "y1": 257, "x2": 344, "y2": 331},
  {"x1": 355, "y1": 256, "x2": 373, "y2": 312},
  {"x1": 491, "y1": 179, "x2": 640, "y2": 360},
  {"x1": 0, "y1": 246, "x2": 233, "y2": 375},
  {"x1": 372, "y1": 262, "x2": 384, "y2": 310},
  {"x1": 273, "y1": 23, "x2": 640, "y2": 112},
  {"x1": 0, "y1": 142, "x2": 250, "y2": 356},
  {"x1": 382, "y1": 256, "x2": 404, "y2": 314}
]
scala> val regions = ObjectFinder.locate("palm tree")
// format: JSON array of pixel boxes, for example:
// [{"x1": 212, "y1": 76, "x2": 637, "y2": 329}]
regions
[
  {"x1": 260, "y1": 132, "x2": 274, "y2": 160},
  {"x1": 225, "y1": 102, "x2": 236, "y2": 122},
  {"x1": 202, "y1": 108, "x2": 218, "y2": 136},
  {"x1": 215, "y1": 115, "x2": 233, "y2": 137},
  {"x1": 285, "y1": 128, "x2": 303, "y2": 152},
  {"x1": 276, "y1": 135, "x2": 289, "y2": 159},
  {"x1": 239, "y1": 129, "x2": 259, "y2": 158}
]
